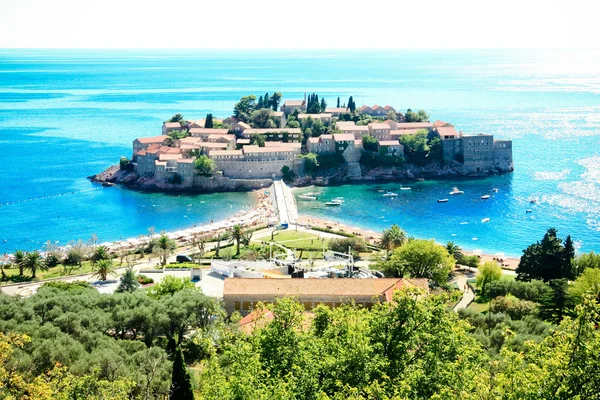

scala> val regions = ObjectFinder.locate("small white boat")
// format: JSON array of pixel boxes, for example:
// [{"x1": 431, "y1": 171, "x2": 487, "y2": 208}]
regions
[
  {"x1": 325, "y1": 201, "x2": 341, "y2": 206},
  {"x1": 481, "y1": 195, "x2": 490, "y2": 200},
  {"x1": 482, "y1": 218, "x2": 490, "y2": 223},
  {"x1": 526, "y1": 209, "x2": 532, "y2": 213},
  {"x1": 377, "y1": 189, "x2": 385, "y2": 193},
  {"x1": 299, "y1": 194, "x2": 317, "y2": 200},
  {"x1": 449, "y1": 187, "x2": 464, "y2": 195},
  {"x1": 492, "y1": 188, "x2": 499, "y2": 193},
  {"x1": 437, "y1": 199, "x2": 449, "y2": 203},
  {"x1": 383, "y1": 192, "x2": 398, "y2": 197},
  {"x1": 400, "y1": 187, "x2": 411, "y2": 190}
]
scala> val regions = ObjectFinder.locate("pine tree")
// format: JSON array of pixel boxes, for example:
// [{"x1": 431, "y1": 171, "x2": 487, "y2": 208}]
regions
[
  {"x1": 205, "y1": 113, "x2": 214, "y2": 129},
  {"x1": 115, "y1": 268, "x2": 139, "y2": 293},
  {"x1": 563, "y1": 235, "x2": 576, "y2": 279},
  {"x1": 264, "y1": 92, "x2": 269, "y2": 108},
  {"x1": 257, "y1": 95, "x2": 264, "y2": 109},
  {"x1": 171, "y1": 347, "x2": 194, "y2": 400},
  {"x1": 337, "y1": 97, "x2": 340, "y2": 108},
  {"x1": 320, "y1": 97, "x2": 327, "y2": 112}
]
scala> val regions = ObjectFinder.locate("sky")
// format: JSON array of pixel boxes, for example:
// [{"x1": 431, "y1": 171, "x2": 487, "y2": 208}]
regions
[{"x1": 1, "y1": 0, "x2": 600, "y2": 49}]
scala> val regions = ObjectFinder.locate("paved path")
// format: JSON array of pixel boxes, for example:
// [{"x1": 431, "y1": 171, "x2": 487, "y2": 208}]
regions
[
  {"x1": 452, "y1": 274, "x2": 476, "y2": 311},
  {"x1": 272, "y1": 180, "x2": 297, "y2": 224}
]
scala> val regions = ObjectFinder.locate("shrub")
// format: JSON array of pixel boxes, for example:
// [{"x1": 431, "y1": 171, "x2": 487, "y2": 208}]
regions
[
  {"x1": 491, "y1": 295, "x2": 539, "y2": 319},
  {"x1": 488, "y1": 279, "x2": 551, "y2": 303},
  {"x1": 329, "y1": 237, "x2": 368, "y2": 254},
  {"x1": 137, "y1": 274, "x2": 154, "y2": 285}
]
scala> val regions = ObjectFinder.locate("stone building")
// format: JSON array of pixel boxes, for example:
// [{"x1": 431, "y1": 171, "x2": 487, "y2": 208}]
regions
[
  {"x1": 298, "y1": 113, "x2": 332, "y2": 125},
  {"x1": 241, "y1": 128, "x2": 302, "y2": 143},
  {"x1": 132, "y1": 135, "x2": 168, "y2": 157},
  {"x1": 222, "y1": 277, "x2": 429, "y2": 314},
  {"x1": 280, "y1": 99, "x2": 306, "y2": 115},
  {"x1": 162, "y1": 122, "x2": 182, "y2": 135},
  {"x1": 368, "y1": 122, "x2": 393, "y2": 141}
]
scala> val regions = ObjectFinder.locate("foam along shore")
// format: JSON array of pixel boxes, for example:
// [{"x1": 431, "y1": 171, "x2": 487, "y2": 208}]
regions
[
  {"x1": 0, "y1": 190, "x2": 276, "y2": 264},
  {"x1": 296, "y1": 215, "x2": 520, "y2": 270}
]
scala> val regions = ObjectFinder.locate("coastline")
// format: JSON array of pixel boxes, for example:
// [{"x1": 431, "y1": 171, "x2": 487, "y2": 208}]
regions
[{"x1": 296, "y1": 214, "x2": 520, "y2": 271}]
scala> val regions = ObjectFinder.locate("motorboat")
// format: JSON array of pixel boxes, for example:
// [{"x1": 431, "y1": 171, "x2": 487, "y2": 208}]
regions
[
  {"x1": 299, "y1": 194, "x2": 318, "y2": 200},
  {"x1": 481, "y1": 195, "x2": 491, "y2": 200},
  {"x1": 325, "y1": 201, "x2": 341, "y2": 206},
  {"x1": 482, "y1": 218, "x2": 490, "y2": 223},
  {"x1": 383, "y1": 192, "x2": 398, "y2": 197},
  {"x1": 530, "y1": 199, "x2": 537, "y2": 204},
  {"x1": 449, "y1": 187, "x2": 464, "y2": 195},
  {"x1": 400, "y1": 187, "x2": 412, "y2": 190},
  {"x1": 492, "y1": 188, "x2": 499, "y2": 193},
  {"x1": 526, "y1": 209, "x2": 533, "y2": 213},
  {"x1": 437, "y1": 199, "x2": 449, "y2": 203},
  {"x1": 331, "y1": 197, "x2": 344, "y2": 203}
]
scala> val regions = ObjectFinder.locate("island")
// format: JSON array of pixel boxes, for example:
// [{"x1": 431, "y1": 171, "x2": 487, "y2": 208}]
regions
[{"x1": 91, "y1": 92, "x2": 513, "y2": 192}]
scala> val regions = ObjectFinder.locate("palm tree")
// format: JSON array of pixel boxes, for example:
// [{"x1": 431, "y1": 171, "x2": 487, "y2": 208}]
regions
[
  {"x1": 90, "y1": 245, "x2": 110, "y2": 265},
  {"x1": 13, "y1": 250, "x2": 25, "y2": 276},
  {"x1": 154, "y1": 234, "x2": 176, "y2": 266},
  {"x1": 445, "y1": 241, "x2": 464, "y2": 263},
  {"x1": 214, "y1": 232, "x2": 229, "y2": 258},
  {"x1": 93, "y1": 259, "x2": 116, "y2": 281},
  {"x1": 23, "y1": 251, "x2": 47, "y2": 279},
  {"x1": 379, "y1": 225, "x2": 408, "y2": 252},
  {"x1": 229, "y1": 224, "x2": 247, "y2": 256}
]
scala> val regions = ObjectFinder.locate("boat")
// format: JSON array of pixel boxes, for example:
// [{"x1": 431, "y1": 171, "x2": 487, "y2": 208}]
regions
[
  {"x1": 331, "y1": 197, "x2": 344, "y2": 203},
  {"x1": 383, "y1": 192, "x2": 398, "y2": 197},
  {"x1": 377, "y1": 189, "x2": 385, "y2": 193},
  {"x1": 437, "y1": 199, "x2": 449, "y2": 203},
  {"x1": 492, "y1": 188, "x2": 499, "y2": 193},
  {"x1": 482, "y1": 218, "x2": 490, "y2": 223},
  {"x1": 299, "y1": 194, "x2": 317, "y2": 200},
  {"x1": 526, "y1": 209, "x2": 533, "y2": 213},
  {"x1": 325, "y1": 201, "x2": 341, "y2": 206},
  {"x1": 530, "y1": 199, "x2": 537, "y2": 204},
  {"x1": 481, "y1": 195, "x2": 490, "y2": 200},
  {"x1": 449, "y1": 187, "x2": 464, "y2": 195},
  {"x1": 400, "y1": 187, "x2": 412, "y2": 190}
]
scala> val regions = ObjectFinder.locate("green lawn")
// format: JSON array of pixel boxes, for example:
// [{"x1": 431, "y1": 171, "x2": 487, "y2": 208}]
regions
[
  {"x1": 266, "y1": 230, "x2": 329, "y2": 250},
  {"x1": 467, "y1": 300, "x2": 490, "y2": 313}
]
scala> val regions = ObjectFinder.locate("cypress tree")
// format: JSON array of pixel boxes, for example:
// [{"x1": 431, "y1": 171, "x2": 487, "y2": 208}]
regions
[
  {"x1": 563, "y1": 235, "x2": 576, "y2": 279},
  {"x1": 320, "y1": 97, "x2": 327, "y2": 112},
  {"x1": 337, "y1": 96, "x2": 340, "y2": 108},
  {"x1": 171, "y1": 346, "x2": 195, "y2": 400},
  {"x1": 257, "y1": 95, "x2": 264, "y2": 109},
  {"x1": 348, "y1": 96, "x2": 355, "y2": 113},
  {"x1": 264, "y1": 92, "x2": 269, "y2": 108},
  {"x1": 205, "y1": 113, "x2": 214, "y2": 129}
]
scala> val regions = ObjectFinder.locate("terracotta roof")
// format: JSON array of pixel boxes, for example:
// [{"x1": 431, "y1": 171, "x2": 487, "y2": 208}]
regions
[
  {"x1": 190, "y1": 128, "x2": 229, "y2": 135},
  {"x1": 136, "y1": 135, "x2": 168, "y2": 144},
  {"x1": 394, "y1": 122, "x2": 434, "y2": 130},
  {"x1": 372, "y1": 104, "x2": 381, "y2": 109},
  {"x1": 307, "y1": 137, "x2": 319, "y2": 144},
  {"x1": 210, "y1": 150, "x2": 243, "y2": 156},
  {"x1": 158, "y1": 153, "x2": 183, "y2": 161},
  {"x1": 298, "y1": 113, "x2": 332, "y2": 119},
  {"x1": 243, "y1": 128, "x2": 302, "y2": 135},
  {"x1": 339, "y1": 125, "x2": 368, "y2": 131},
  {"x1": 207, "y1": 134, "x2": 236, "y2": 142},
  {"x1": 136, "y1": 150, "x2": 147, "y2": 156},
  {"x1": 333, "y1": 133, "x2": 355, "y2": 142},
  {"x1": 224, "y1": 278, "x2": 428, "y2": 299},
  {"x1": 264, "y1": 142, "x2": 301, "y2": 149},
  {"x1": 163, "y1": 122, "x2": 181, "y2": 129},
  {"x1": 336, "y1": 121, "x2": 356, "y2": 126},
  {"x1": 159, "y1": 146, "x2": 181, "y2": 154},
  {"x1": 437, "y1": 126, "x2": 458, "y2": 138},
  {"x1": 321, "y1": 134, "x2": 333, "y2": 139},
  {"x1": 179, "y1": 137, "x2": 201, "y2": 145},
  {"x1": 359, "y1": 105, "x2": 372, "y2": 111},
  {"x1": 234, "y1": 122, "x2": 251, "y2": 129},
  {"x1": 384, "y1": 105, "x2": 395, "y2": 111},
  {"x1": 390, "y1": 129, "x2": 420, "y2": 136},
  {"x1": 283, "y1": 100, "x2": 305, "y2": 107},
  {"x1": 198, "y1": 142, "x2": 228, "y2": 148},
  {"x1": 379, "y1": 140, "x2": 401, "y2": 146},
  {"x1": 177, "y1": 158, "x2": 195, "y2": 164},
  {"x1": 434, "y1": 120, "x2": 454, "y2": 128},
  {"x1": 325, "y1": 107, "x2": 349, "y2": 113},
  {"x1": 369, "y1": 123, "x2": 392, "y2": 130}
]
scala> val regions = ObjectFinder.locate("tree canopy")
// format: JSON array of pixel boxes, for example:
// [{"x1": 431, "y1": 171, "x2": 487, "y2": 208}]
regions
[{"x1": 516, "y1": 228, "x2": 576, "y2": 281}]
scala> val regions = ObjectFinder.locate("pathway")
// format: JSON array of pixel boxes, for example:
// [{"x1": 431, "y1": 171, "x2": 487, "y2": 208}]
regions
[{"x1": 452, "y1": 273, "x2": 475, "y2": 312}]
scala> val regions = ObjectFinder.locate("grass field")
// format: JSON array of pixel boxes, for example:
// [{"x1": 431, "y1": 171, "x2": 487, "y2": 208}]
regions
[{"x1": 268, "y1": 230, "x2": 329, "y2": 250}]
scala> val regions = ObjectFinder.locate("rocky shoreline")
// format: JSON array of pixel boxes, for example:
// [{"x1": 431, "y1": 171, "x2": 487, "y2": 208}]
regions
[{"x1": 90, "y1": 158, "x2": 513, "y2": 194}]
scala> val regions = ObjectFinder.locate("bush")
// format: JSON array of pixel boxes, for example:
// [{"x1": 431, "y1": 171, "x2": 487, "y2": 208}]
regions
[
  {"x1": 137, "y1": 274, "x2": 154, "y2": 284},
  {"x1": 490, "y1": 295, "x2": 539, "y2": 319},
  {"x1": 329, "y1": 237, "x2": 368, "y2": 254},
  {"x1": 311, "y1": 226, "x2": 354, "y2": 237},
  {"x1": 488, "y1": 279, "x2": 551, "y2": 303}
]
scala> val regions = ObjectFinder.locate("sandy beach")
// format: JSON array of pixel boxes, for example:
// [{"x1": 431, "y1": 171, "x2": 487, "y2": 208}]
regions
[{"x1": 297, "y1": 214, "x2": 520, "y2": 270}]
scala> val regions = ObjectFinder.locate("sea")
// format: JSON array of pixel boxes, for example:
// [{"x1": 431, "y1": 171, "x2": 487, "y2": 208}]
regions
[{"x1": 1, "y1": 49, "x2": 599, "y2": 256}]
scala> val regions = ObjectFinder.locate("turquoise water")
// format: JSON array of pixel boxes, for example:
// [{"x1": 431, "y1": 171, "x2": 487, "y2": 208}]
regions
[{"x1": 1, "y1": 49, "x2": 599, "y2": 254}]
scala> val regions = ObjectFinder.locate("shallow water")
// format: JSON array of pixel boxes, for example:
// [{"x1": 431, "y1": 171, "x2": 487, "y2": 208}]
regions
[{"x1": 1, "y1": 49, "x2": 599, "y2": 254}]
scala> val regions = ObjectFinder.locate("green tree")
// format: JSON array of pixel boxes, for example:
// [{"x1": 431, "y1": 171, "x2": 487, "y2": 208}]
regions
[
  {"x1": 23, "y1": 251, "x2": 47, "y2": 279},
  {"x1": 93, "y1": 259, "x2": 116, "y2": 281},
  {"x1": 572, "y1": 251, "x2": 600, "y2": 276},
  {"x1": 348, "y1": 96, "x2": 356, "y2": 113},
  {"x1": 269, "y1": 92, "x2": 282, "y2": 111},
  {"x1": 445, "y1": 241, "x2": 464, "y2": 264},
  {"x1": 228, "y1": 224, "x2": 247, "y2": 256},
  {"x1": 148, "y1": 275, "x2": 195, "y2": 298},
  {"x1": 540, "y1": 278, "x2": 570, "y2": 323},
  {"x1": 115, "y1": 268, "x2": 140, "y2": 293},
  {"x1": 251, "y1": 134, "x2": 266, "y2": 147},
  {"x1": 569, "y1": 267, "x2": 600, "y2": 303},
  {"x1": 516, "y1": 228, "x2": 574, "y2": 282},
  {"x1": 386, "y1": 109, "x2": 397, "y2": 121},
  {"x1": 476, "y1": 261, "x2": 502, "y2": 296},
  {"x1": 205, "y1": 113, "x2": 214, "y2": 128},
  {"x1": 404, "y1": 108, "x2": 429, "y2": 122},
  {"x1": 250, "y1": 108, "x2": 273, "y2": 128},
  {"x1": 302, "y1": 153, "x2": 318, "y2": 175},
  {"x1": 281, "y1": 165, "x2": 295, "y2": 182},
  {"x1": 233, "y1": 95, "x2": 256, "y2": 122},
  {"x1": 14, "y1": 249, "x2": 25, "y2": 276},
  {"x1": 90, "y1": 245, "x2": 110, "y2": 266},
  {"x1": 170, "y1": 346, "x2": 195, "y2": 399},
  {"x1": 168, "y1": 113, "x2": 184, "y2": 123},
  {"x1": 153, "y1": 234, "x2": 176, "y2": 266},
  {"x1": 194, "y1": 155, "x2": 216, "y2": 177},
  {"x1": 392, "y1": 239, "x2": 454, "y2": 285},
  {"x1": 336, "y1": 97, "x2": 340, "y2": 108},
  {"x1": 398, "y1": 130, "x2": 430, "y2": 165},
  {"x1": 362, "y1": 135, "x2": 378, "y2": 152},
  {"x1": 379, "y1": 224, "x2": 408, "y2": 252},
  {"x1": 320, "y1": 97, "x2": 327, "y2": 112}
]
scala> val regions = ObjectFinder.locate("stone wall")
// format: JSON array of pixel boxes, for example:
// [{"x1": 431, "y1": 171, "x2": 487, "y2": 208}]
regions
[{"x1": 215, "y1": 159, "x2": 297, "y2": 179}]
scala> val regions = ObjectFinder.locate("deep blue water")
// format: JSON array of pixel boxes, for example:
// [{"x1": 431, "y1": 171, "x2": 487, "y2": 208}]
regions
[{"x1": 1, "y1": 49, "x2": 599, "y2": 255}]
